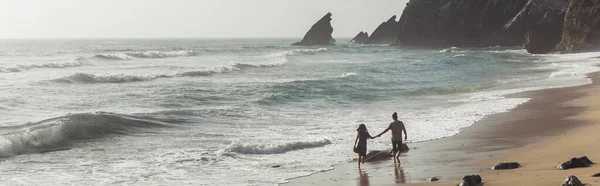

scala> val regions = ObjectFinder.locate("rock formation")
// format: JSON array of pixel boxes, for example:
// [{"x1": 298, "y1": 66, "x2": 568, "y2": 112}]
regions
[
  {"x1": 397, "y1": 0, "x2": 530, "y2": 47},
  {"x1": 458, "y1": 175, "x2": 482, "y2": 186},
  {"x1": 292, "y1": 12, "x2": 335, "y2": 46},
  {"x1": 507, "y1": 0, "x2": 569, "y2": 54},
  {"x1": 557, "y1": 156, "x2": 594, "y2": 170},
  {"x1": 561, "y1": 175, "x2": 584, "y2": 186},
  {"x1": 367, "y1": 15, "x2": 401, "y2": 45},
  {"x1": 491, "y1": 162, "x2": 521, "y2": 170},
  {"x1": 555, "y1": 0, "x2": 600, "y2": 53},
  {"x1": 351, "y1": 32, "x2": 369, "y2": 44}
]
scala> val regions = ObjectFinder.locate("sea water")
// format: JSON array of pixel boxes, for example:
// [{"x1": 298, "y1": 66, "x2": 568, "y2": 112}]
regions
[{"x1": 0, "y1": 38, "x2": 599, "y2": 185}]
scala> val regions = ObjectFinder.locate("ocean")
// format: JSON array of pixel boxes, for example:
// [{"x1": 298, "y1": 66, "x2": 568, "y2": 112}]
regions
[{"x1": 0, "y1": 38, "x2": 598, "y2": 185}]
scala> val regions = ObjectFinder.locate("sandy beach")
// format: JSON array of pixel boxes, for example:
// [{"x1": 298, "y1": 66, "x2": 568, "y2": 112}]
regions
[{"x1": 284, "y1": 72, "x2": 600, "y2": 186}]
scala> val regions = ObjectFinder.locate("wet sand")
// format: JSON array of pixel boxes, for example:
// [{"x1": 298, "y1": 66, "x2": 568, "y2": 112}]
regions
[{"x1": 283, "y1": 73, "x2": 600, "y2": 186}]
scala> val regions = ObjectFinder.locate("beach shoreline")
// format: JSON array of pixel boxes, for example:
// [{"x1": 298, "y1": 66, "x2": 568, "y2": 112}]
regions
[{"x1": 283, "y1": 72, "x2": 600, "y2": 186}]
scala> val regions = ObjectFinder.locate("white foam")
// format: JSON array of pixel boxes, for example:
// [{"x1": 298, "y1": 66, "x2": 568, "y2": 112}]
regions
[
  {"x1": 338, "y1": 72, "x2": 357, "y2": 78},
  {"x1": 228, "y1": 139, "x2": 331, "y2": 154}
]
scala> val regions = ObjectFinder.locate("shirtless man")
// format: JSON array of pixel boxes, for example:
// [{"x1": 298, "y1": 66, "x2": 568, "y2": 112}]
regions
[{"x1": 376, "y1": 112, "x2": 407, "y2": 164}]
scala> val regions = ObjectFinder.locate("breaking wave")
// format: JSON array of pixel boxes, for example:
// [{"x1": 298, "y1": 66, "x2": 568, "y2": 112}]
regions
[
  {"x1": 0, "y1": 58, "x2": 87, "y2": 73},
  {"x1": 93, "y1": 53, "x2": 133, "y2": 60},
  {"x1": 0, "y1": 112, "x2": 171, "y2": 157},
  {"x1": 124, "y1": 50, "x2": 199, "y2": 58},
  {"x1": 228, "y1": 139, "x2": 331, "y2": 154},
  {"x1": 52, "y1": 73, "x2": 170, "y2": 84},
  {"x1": 93, "y1": 50, "x2": 198, "y2": 60}
]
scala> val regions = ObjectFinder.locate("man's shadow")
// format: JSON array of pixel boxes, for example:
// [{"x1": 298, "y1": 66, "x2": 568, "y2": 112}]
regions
[
  {"x1": 358, "y1": 169, "x2": 370, "y2": 186},
  {"x1": 394, "y1": 163, "x2": 406, "y2": 184}
]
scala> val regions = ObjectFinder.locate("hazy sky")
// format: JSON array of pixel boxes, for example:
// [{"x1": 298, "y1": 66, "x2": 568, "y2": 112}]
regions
[{"x1": 0, "y1": 0, "x2": 408, "y2": 38}]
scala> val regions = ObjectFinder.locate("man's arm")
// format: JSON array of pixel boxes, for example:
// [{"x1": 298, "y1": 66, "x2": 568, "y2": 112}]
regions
[
  {"x1": 376, "y1": 128, "x2": 390, "y2": 137},
  {"x1": 402, "y1": 124, "x2": 407, "y2": 140}
]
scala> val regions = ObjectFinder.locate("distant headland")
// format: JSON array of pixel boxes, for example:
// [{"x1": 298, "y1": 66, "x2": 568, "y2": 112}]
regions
[{"x1": 293, "y1": 0, "x2": 600, "y2": 54}]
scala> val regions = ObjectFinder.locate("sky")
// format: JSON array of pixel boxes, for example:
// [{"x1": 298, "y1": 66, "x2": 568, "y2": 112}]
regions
[{"x1": 0, "y1": 0, "x2": 408, "y2": 38}]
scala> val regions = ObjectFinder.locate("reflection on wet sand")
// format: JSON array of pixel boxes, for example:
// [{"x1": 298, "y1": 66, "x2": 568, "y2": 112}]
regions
[
  {"x1": 358, "y1": 169, "x2": 370, "y2": 186},
  {"x1": 394, "y1": 164, "x2": 406, "y2": 184}
]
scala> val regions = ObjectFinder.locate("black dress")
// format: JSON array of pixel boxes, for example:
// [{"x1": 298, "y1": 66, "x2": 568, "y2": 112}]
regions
[{"x1": 356, "y1": 130, "x2": 372, "y2": 157}]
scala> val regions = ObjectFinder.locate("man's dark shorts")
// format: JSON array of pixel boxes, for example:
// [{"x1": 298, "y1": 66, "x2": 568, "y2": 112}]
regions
[{"x1": 392, "y1": 140, "x2": 403, "y2": 153}]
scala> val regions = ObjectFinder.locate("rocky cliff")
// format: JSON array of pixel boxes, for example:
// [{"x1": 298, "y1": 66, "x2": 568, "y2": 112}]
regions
[
  {"x1": 366, "y1": 16, "x2": 401, "y2": 45},
  {"x1": 397, "y1": 0, "x2": 530, "y2": 47},
  {"x1": 292, "y1": 13, "x2": 335, "y2": 46},
  {"x1": 504, "y1": 0, "x2": 568, "y2": 54},
  {"x1": 351, "y1": 32, "x2": 369, "y2": 44},
  {"x1": 555, "y1": 0, "x2": 600, "y2": 53}
]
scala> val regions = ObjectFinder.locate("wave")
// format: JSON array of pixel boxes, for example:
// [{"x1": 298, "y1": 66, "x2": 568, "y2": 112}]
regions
[
  {"x1": 0, "y1": 112, "x2": 170, "y2": 157},
  {"x1": 52, "y1": 73, "x2": 170, "y2": 84},
  {"x1": 93, "y1": 53, "x2": 132, "y2": 60},
  {"x1": 228, "y1": 139, "x2": 331, "y2": 154},
  {"x1": 123, "y1": 50, "x2": 199, "y2": 58},
  {"x1": 0, "y1": 67, "x2": 22, "y2": 73},
  {"x1": 338, "y1": 72, "x2": 357, "y2": 78},
  {"x1": 0, "y1": 58, "x2": 87, "y2": 73},
  {"x1": 93, "y1": 50, "x2": 198, "y2": 60}
]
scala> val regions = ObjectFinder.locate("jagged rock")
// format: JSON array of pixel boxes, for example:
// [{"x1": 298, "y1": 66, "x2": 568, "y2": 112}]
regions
[
  {"x1": 397, "y1": 0, "x2": 529, "y2": 48},
  {"x1": 351, "y1": 32, "x2": 369, "y2": 44},
  {"x1": 292, "y1": 12, "x2": 335, "y2": 46},
  {"x1": 366, "y1": 15, "x2": 401, "y2": 45},
  {"x1": 561, "y1": 175, "x2": 584, "y2": 186},
  {"x1": 364, "y1": 150, "x2": 392, "y2": 162},
  {"x1": 557, "y1": 156, "x2": 594, "y2": 170},
  {"x1": 508, "y1": 0, "x2": 569, "y2": 54},
  {"x1": 491, "y1": 162, "x2": 521, "y2": 170},
  {"x1": 457, "y1": 175, "x2": 482, "y2": 186},
  {"x1": 555, "y1": 0, "x2": 600, "y2": 53}
]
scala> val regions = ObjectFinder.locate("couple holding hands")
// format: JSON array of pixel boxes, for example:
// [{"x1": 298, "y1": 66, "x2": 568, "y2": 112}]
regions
[{"x1": 354, "y1": 112, "x2": 408, "y2": 168}]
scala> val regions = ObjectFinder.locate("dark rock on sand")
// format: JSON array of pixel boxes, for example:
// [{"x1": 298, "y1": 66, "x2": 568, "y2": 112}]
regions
[
  {"x1": 491, "y1": 162, "x2": 521, "y2": 170},
  {"x1": 397, "y1": 0, "x2": 530, "y2": 48},
  {"x1": 428, "y1": 177, "x2": 440, "y2": 182},
  {"x1": 555, "y1": 0, "x2": 600, "y2": 53},
  {"x1": 364, "y1": 150, "x2": 392, "y2": 162},
  {"x1": 557, "y1": 156, "x2": 594, "y2": 170},
  {"x1": 366, "y1": 15, "x2": 401, "y2": 45},
  {"x1": 593, "y1": 173, "x2": 600, "y2": 177},
  {"x1": 292, "y1": 12, "x2": 335, "y2": 46},
  {"x1": 271, "y1": 165, "x2": 281, "y2": 168},
  {"x1": 561, "y1": 175, "x2": 584, "y2": 186},
  {"x1": 458, "y1": 175, "x2": 482, "y2": 186},
  {"x1": 351, "y1": 32, "x2": 369, "y2": 44},
  {"x1": 514, "y1": 0, "x2": 569, "y2": 54}
]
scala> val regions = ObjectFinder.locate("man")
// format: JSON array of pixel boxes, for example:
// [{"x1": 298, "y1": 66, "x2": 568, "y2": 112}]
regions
[{"x1": 376, "y1": 112, "x2": 407, "y2": 164}]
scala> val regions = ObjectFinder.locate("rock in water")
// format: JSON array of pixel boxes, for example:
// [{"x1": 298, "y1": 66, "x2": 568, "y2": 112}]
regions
[
  {"x1": 351, "y1": 32, "x2": 369, "y2": 44},
  {"x1": 292, "y1": 12, "x2": 335, "y2": 46},
  {"x1": 458, "y1": 175, "x2": 482, "y2": 186},
  {"x1": 557, "y1": 156, "x2": 594, "y2": 170},
  {"x1": 555, "y1": 0, "x2": 600, "y2": 53},
  {"x1": 491, "y1": 162, "x2": 521, "y2": 170},
  {"x1": 561, "y1": 175, "x2": 584, "y2": 186},
  {"x1": 367, "y1": 15, "x2": 401, "y2": 45},
  {"x1": 364, "y1": 150, "x2": 392, "y2": 162}
]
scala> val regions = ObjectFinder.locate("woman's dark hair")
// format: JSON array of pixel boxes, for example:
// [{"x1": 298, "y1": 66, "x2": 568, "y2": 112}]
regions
[
  {"x1": 392, "y1": 112, "x2": 398, "y2": 120},
  {"x1": 357, "y1": 124, "x2": 368, "y2": 133}
]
